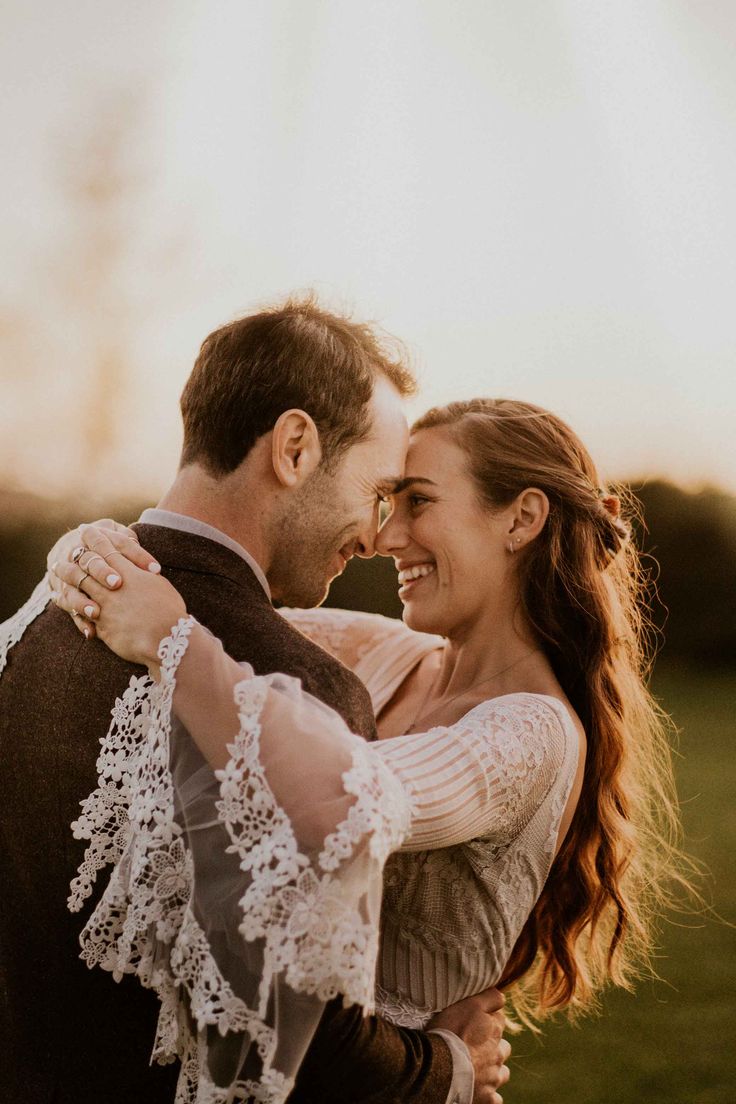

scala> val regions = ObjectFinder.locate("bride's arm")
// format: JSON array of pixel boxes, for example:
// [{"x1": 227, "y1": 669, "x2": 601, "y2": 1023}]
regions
[
  {"x1": 48, "y1": 520, "x2": 433, "y2": 671},
  {"x1": 54, "y1": 527, "x2": 569, "y2": 855},
  {"x1": 278, "y1": 607, "x2": 421, "y2": 672},
  {"x1": 49, "y1": 525, "x2": 411, "y2": 849}
]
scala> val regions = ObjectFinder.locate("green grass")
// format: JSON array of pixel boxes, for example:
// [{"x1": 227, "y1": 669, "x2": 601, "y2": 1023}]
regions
[{"x1": 507, "y1": 666, "x2": 736, "y2": 1104}]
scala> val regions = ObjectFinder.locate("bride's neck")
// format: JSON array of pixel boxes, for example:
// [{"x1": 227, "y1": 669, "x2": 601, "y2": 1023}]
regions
[{"x1": 434, "y1": 600, "x2": 541, "y2": 701}]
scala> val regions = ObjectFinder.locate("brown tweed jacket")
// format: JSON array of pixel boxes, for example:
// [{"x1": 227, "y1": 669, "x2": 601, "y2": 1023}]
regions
[{"x1": 0, "y1": 524, "x2": 452, "y2": 1104}]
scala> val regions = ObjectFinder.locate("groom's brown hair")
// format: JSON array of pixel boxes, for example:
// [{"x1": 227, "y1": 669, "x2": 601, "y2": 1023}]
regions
[{"x1": 180, "y1": 294, "x2": 415, "y2": 475}]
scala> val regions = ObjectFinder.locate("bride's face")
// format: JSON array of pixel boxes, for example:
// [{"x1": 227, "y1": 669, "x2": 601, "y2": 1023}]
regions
[{"x1": 376, "y1": 427, "x2": 515, "y2": 636}]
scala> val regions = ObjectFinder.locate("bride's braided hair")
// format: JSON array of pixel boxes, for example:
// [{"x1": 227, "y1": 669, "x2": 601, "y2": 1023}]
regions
[{"x1": 412, "y1": 398, "x2": 694, "y2": 1021}]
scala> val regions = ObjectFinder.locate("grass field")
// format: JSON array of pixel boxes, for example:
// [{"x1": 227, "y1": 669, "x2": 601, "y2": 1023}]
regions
[{"x1": 506, "y1": 666, "x2": 735, "y2": 1104}]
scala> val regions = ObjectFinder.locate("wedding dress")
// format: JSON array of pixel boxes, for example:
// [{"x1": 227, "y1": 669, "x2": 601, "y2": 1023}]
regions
[
  {"x1": 279, "y1": 608, "x2": 580, "y2": 1027},
  {"x1": 0, "y1": 590, "x2": 578, "y2": 1103}
]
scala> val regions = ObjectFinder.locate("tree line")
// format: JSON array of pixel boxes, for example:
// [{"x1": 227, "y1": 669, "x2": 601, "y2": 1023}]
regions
[{"x1": 1, "y1": 479, "x2": 734, "y2": 668}]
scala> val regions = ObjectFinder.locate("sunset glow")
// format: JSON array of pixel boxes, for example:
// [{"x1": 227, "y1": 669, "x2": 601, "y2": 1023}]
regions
[{"x1": 2, "y1": 1, "x2": 735, "y2": 498}]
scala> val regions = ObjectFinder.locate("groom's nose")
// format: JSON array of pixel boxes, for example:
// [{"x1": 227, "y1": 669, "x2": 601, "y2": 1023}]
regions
[
  {"x1": 354, "y1": 504, "x2": 381, "y2": 558},
  {"x1": 354, "y1": 531, "x2": 376, "y2": 558}
]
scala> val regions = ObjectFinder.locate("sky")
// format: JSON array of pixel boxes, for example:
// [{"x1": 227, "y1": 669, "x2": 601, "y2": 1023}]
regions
[{"x1": 1, "y1": 0, "x2": 735, "y2": 500}]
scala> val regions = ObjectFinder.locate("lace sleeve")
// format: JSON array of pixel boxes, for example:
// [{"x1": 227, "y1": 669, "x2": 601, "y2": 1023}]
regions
[
  {"x1": 373, "y1": 694, "x2": 575, "y2": 851},
  {"x1": 278, "y1": 606, "x2": 418, "y2": 671},
  {"x1": 70, "y1": 620, "x2": 412, "y2": 1104},
  {"x1": 0, "y1": 575, "x2": 52, "y2": 675}
]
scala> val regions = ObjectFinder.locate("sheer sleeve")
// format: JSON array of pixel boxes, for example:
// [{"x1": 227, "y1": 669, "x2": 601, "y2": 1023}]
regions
[
  {"x1": 69, "y1": 618, "x2": 412, "y2": 1104},
  {"x1": 169, "y1": 631, "x2": 570, "y2": 857},
  {"x1": 278, "y1": 606, "x2": 420, "y2": 672},
  {"x1": 68, "y1": 618, "x2": 572, "y2": 1102},
  {"x1": 0, "y1": 575, "x2": 52, "y2": 675}
]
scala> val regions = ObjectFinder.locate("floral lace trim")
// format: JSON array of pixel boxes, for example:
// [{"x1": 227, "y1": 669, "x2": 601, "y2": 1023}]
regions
[
  {"x1": 71, "y1": 618, "x2": 277, "y2": 1102},
  {"x1": 321, "y1": 745, "x2": 413, "y2": 871},
  {"x1": 175, "y1": 1057, "x2": 292, "y2": 1104},
  {"x1": 69, "y1": 619, "x2": 410, "y2": 1103},
  {"x1": 216, "y1": 678, "x2": 410, "y2": 1012},
  {"x1": 0, "y1": 575, "x2": 52, "y2": 676},
  {"x1": 374, "y1": 984, "x2": 434, "y2": 1029},
  {"x1": 69, "y1": 671, "x2": 155, "y2": 910}
]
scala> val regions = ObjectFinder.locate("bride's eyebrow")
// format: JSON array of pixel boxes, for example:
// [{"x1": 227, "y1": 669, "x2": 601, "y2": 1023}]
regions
[{"x1": 390, "y1": 477, "x2": 438, "y2": 495}]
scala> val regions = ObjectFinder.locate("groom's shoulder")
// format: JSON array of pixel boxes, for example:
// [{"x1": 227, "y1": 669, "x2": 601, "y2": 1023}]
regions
[
  {"x1": 133, "y1": 525, "x2": 376, "y2": 735},
  {"x1": 134, "y1": 529, "x2": 286, "y2": 658},
  {"x1": 133, "y1": 524, "x2": 338, "y2": 664}
]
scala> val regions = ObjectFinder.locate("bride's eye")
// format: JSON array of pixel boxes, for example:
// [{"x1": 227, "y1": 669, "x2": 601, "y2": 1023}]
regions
[{"x1": 408, "y1": 494, "x2": 430, "y2": 510}]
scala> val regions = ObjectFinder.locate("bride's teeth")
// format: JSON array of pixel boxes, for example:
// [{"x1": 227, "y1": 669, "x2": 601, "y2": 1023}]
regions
[{"x1": 398, "y1": 563, "x2": 436, "y2": 584}]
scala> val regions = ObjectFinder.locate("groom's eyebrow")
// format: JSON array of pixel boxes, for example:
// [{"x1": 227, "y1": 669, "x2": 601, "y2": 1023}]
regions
[
  {"x1": 390, "y1": 477, "x2": 438, "y2": 495},
  {"x1": 375, "y1": 476, "x2": 405, "y2": 496}
]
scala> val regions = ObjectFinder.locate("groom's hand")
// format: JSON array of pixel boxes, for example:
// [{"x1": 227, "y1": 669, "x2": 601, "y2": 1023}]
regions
[{"x1": 428, "y1": 989, "x2": 510, "y2": 1104}]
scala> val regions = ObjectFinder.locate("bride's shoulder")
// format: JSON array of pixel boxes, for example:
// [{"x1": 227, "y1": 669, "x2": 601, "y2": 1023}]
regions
[{"x1": 459, "y1": 691, "x2": 580, "y2": 770}]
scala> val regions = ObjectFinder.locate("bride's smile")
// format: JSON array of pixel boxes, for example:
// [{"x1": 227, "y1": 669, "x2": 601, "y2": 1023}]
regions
[
  {"x1": 396, "y1": 561, "x2": 436, "y2": 594},
  {"x1": 377, "y1": 425, "x2": 546, "y2": 646}
]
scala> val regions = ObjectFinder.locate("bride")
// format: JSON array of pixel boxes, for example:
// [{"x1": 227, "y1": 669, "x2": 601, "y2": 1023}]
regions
[{"x1": 47, "y1": 398, "x2": 685, "y2": 1102}]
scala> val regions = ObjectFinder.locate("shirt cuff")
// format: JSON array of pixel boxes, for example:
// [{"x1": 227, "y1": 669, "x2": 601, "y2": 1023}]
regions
[{"x1": 427, "y1": 1028, "x2": 475, "y2": 1104}]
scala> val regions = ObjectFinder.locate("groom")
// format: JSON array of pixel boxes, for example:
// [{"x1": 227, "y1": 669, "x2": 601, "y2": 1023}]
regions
[{"x1": 0, "y1": 296, "x2": 508, "y2": 1104}]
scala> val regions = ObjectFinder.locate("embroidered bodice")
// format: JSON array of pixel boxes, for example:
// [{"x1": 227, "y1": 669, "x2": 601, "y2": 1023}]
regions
[{"x1": 280, "y1": 607, "x2": 580, "y2": 1027}]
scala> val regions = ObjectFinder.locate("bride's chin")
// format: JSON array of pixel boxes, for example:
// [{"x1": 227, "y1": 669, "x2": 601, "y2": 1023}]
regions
[{"x1": 401, "y1": 601, "x2": 443, "y2": 636}]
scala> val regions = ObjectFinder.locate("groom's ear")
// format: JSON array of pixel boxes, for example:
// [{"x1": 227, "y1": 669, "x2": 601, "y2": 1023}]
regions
[{"x1": 271, "y1": 409, "x2": 323, "y2": 487}]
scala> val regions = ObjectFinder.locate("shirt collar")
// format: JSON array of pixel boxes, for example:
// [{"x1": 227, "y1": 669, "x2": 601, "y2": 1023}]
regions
[{"x1": 138, "y1": 508, "x2": 271, "y2": 599}]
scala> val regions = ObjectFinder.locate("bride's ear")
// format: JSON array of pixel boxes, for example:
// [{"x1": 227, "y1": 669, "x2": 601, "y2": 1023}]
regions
[
  {"x1": 507, "y1": 488, "x2": 549, "y2": 548},
  {"x1": 271, "y1": 409, "x2": 323, "y2": 487}
]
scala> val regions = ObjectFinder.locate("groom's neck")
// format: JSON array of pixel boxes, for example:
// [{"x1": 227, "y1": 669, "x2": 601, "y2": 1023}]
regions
[{"x1": 157, "y1": 462, "x2": 272, "y2": 576}]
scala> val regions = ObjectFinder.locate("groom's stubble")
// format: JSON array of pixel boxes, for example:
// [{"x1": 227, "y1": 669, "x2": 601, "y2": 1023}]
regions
[{"x1": 267, "y1": 463, "x2": 360, "y2": 608}]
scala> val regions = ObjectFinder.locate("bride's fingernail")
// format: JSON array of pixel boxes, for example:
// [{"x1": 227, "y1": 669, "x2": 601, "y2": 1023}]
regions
[
  {"x1": 84, "y1": 605, "x2": 96, "y2": 618},
  {"x1": 107, "y1": 573, "x2": 121, "y2": 586},
  {"x1": 148, "y1": 562, "x2": 161, "y2": 574}
]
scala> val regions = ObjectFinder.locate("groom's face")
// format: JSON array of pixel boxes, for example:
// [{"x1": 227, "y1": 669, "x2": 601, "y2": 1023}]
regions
[{"x1": 269, "y1": 376, "x2": 409, "y2": 607}]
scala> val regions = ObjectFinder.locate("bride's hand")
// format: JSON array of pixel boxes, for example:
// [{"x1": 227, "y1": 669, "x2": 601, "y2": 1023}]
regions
[
  {"x1": 48, "y1": 519, "x2": 161, "y2": 637},
  {"x1": 50, "y1": 524, "x2": 186, "y2": 673}
]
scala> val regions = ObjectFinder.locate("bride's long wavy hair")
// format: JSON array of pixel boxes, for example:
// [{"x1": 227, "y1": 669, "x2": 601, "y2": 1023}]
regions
[{"x1": 412, "y1": 398, "x2": 695, "y2": 1021}]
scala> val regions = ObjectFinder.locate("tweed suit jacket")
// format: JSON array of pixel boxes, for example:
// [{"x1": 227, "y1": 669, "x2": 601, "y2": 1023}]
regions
[{"x1": 0, "y1": 524, "x2": 452, "y2": 1104}]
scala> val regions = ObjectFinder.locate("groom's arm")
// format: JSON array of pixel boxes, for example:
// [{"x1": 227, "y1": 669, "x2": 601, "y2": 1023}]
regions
[
  {"x1": 289, "y1": 1000, "x2": 453, "y2": 1104},
  {"x1": 289, "y1": 991, "x2": 508, "y2": 1104}
]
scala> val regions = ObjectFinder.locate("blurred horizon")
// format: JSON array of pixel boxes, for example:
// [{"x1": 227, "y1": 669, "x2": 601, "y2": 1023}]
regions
[{"x1": 2, "y1": 1, "x2": 735, "y2": 499}]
